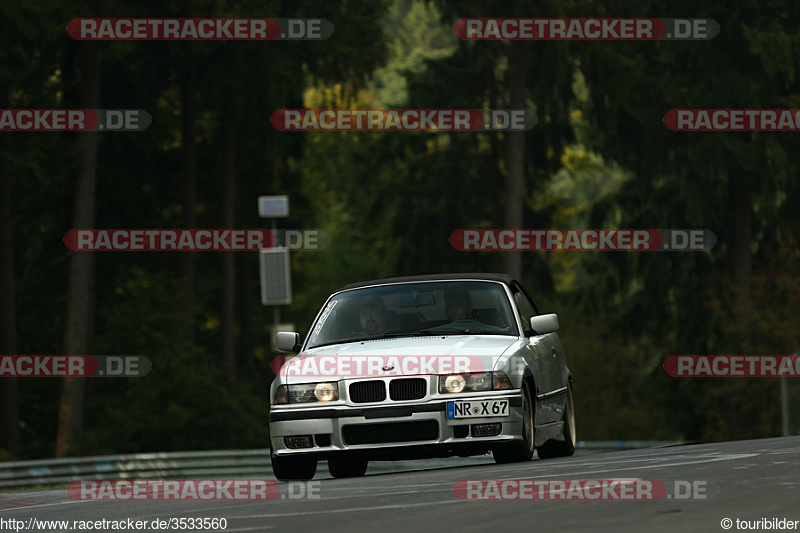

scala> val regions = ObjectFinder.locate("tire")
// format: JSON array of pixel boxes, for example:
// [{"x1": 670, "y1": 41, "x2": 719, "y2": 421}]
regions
[
  {"x1": 328, "y1": 454, "x2": 368, "y2": 478},
  {"x1": 493, "y1": 379, "x2": 535, "y2": 464},
  {"x1": 270, "y1": 444, "x2": 317, "y2": 481},
  {"x1": 536, "y1": 381, "x2": 576, "y2": 459}
]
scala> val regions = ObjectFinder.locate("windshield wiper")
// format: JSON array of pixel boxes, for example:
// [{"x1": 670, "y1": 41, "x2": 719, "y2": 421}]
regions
[
  {"x1": 417, "y1": 327, "x2": 474, "y2": 335},
  {"x1": 308, "y1": 335, "x2": 380, "y2": 348},
  {"x1": 309, "y1": 329, "x2": 468, "y2": 348},
  {"x1": 380, "y1": 331, "x2": 445, "y2": 338}
]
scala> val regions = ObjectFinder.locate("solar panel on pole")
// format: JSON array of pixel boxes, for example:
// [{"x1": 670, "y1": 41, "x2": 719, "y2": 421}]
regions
[{"x1": 259, "y1": 248, "x2": 292, "y2": 305}]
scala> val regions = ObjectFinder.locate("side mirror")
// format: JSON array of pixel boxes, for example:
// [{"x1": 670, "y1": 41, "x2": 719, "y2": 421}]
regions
[
  {"x1": 530, "y1": 314, "x2": 559, "y2": 335},
  {"x1": 275, "y1": 331, "x2": 301, "y2": 353}
]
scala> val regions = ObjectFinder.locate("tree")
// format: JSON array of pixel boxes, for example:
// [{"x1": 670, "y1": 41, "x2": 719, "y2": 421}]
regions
[
  {"x1": 56, "y1": 41, "x2": 101, "y2": 457},
  {"x1": 0, "y1": 134, "x2": 20, "y2": 458},
  {"x1": 0, "y1": 0, "x2": 70, "y2": 458}
]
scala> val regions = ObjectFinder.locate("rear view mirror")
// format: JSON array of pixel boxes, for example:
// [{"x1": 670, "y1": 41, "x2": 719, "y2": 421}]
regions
[{"x1": 398, "y1": 293, "x2": 435, "y2": 307}]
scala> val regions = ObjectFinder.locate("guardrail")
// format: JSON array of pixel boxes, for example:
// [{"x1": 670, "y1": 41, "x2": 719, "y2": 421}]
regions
[
  {"x1": 0, "y1": 441, "x2": 687, "y2": 490},
  {"x1": 0, "y1": 450, "x2": 273, "y2": 490}
]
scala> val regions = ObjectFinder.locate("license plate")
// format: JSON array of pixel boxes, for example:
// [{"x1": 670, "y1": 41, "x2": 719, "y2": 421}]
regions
[{"x1": 446, "y1": 399, "x2": 509, "y2": 419}]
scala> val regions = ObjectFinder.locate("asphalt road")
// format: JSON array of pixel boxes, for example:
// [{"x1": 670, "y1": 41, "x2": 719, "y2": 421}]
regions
[{"x1": 2, "y1": 436, "x2": 798, "y2": 533}]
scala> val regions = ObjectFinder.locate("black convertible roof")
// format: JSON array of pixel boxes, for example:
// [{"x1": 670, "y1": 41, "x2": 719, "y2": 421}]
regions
[{"x1": 339, "y1": 273, "x2": 516, "y2": 291}]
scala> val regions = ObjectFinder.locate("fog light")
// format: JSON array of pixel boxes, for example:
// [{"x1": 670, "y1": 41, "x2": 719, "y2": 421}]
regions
[
  {"x1": 471, "y1": 423, "x2": 502, "y2": 437},
  {"x1": 284, "y1": 435, "x2": 314, "y2": 449}
]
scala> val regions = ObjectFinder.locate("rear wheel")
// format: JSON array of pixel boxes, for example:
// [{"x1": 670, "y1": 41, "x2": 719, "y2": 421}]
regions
[
  {"x1": 493, "y1": 379, "x2": 535, "y2": 464},
  {"x1": 270, "y1": 444, "x2": 317, "y2": 481},
  {"x1": 536, "y1": 381, "x2": 576, "y2": 459},
  {"x1": 328, "y1": 454, "x2": 368, "y2": 478}
]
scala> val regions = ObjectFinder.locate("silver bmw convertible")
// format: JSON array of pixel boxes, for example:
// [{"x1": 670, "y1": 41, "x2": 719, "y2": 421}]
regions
[{"x1": 268, "y1": 273, "x2": 575, "y2": 480}]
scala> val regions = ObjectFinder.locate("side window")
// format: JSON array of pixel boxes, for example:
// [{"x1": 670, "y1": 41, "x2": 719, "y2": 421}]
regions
[{"x1": 512, "y1": 288, "x2": 537, "y2": 336}]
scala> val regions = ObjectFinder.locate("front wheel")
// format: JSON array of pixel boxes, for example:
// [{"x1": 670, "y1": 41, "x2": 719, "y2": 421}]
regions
[
  {"x1": 493, "y1": 379, "x2": 535, "y2": 464},
  {"x1": 270, "y1": 444, "x2": 317, "y2": 481},
  {"x1": 536, "y1": 381, "x2": 576, "y2": 459}
]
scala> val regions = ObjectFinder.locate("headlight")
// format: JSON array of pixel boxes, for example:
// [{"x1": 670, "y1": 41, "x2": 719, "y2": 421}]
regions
[
  {"x1": 438, "y1": 372, "x2": 511, "y2": 393},
  {"x1": 443, "y1": 375, "x2": 465, "y2": 393},
  {"x1": 274, "y1": 382, "x2": 339, "y2": 404},
  {"x1": 314, "y1": 382, "x2": 337, "y2": 401}
]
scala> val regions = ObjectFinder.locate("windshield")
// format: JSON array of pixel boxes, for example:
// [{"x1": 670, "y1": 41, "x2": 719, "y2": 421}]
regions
[{"x1": 305, "y1": 281, "x2": 519, "y2": 349}]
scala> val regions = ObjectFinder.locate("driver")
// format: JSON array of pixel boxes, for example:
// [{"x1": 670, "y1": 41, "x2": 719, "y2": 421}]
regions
[
  {"x1": 359, "y1": 296, "x2": 389, "y2": 335},
  {"x1": 445, "y1": 290, "x2": 474, "y2": 321},
  {"x1": 429, "y1": 289, "x2": 506, "y2": 334}
]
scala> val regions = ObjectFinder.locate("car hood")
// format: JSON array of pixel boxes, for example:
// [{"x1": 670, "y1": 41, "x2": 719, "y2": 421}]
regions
[{"x1": 280, "y1": 335, "x2": 520, "y2": 383}]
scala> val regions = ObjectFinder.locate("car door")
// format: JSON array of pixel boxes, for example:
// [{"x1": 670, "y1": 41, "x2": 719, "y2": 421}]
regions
[{"x1": 511, "y1": 283, "x2": 561, "y2": 424}]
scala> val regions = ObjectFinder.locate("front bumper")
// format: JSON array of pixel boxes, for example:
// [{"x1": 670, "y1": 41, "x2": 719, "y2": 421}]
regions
[{"x1": 269, "y1": 391, "x2": 523, "y2": 460}]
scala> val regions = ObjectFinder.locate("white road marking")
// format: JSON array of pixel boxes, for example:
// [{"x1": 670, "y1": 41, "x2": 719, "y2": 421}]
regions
[{"x1": 235, "y1": 498, "x2": 467, "y2": 519}]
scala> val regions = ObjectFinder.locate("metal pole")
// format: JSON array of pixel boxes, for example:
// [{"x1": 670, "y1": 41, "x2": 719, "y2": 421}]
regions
[
  {"x1": 781, "y1": 376, "x2": 789, "y2": 437},
  {"x1": 782, "y1": 350, "x2": 798, "y2": 437},
  {"x1": 272, "y1": 218, "x2": 281, "y2": 327}
]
